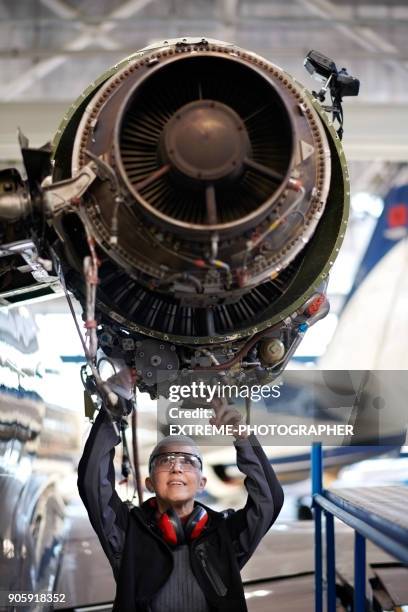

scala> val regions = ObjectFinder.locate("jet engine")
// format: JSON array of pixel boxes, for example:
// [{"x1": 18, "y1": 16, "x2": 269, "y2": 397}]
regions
[{"x1": 0, "y1": 38, "x2": 354, "y2": 397}]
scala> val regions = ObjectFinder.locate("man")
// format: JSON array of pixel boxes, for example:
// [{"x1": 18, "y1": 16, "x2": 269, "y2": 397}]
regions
[{"x1": 77, "y1": 385, "x2": 284, "y2": 612}]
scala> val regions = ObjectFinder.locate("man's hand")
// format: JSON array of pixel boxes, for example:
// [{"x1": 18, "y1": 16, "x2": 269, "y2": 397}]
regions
[
  {"x1": 102, "y1": 367, "x2": 137, "y2": 420},
  {"x1": 209, "y1": 397, "x2": 248, "y2": 439},
  {"x1": 106, "y1": 367, "x2": 137, "y2": 401}
]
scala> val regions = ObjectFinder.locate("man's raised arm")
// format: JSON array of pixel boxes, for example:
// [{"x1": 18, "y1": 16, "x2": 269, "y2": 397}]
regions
[
  {"x1": 208, "y1": 398, "x2": 284, "y2": 568},
  {"x1": 77, "y1": 407, "x2": 129, "y2": 578},
  {"x1": 226, "y1": 435, "x2": 284, "y2": 568}
]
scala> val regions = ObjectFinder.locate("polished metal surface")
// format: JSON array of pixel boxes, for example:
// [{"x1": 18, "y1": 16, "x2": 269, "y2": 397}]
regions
[{"x1": 54, "y1": 505, "x2": 115, "y2": 610}]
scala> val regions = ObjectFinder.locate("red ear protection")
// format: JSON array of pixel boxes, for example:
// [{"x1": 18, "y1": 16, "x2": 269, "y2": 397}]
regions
[
  {"x1": 184, "y1": 506, "x2": 209, "y2": 541},
  {"x1": 149, "y1": 498, "x2": 208, "y2": 545}
]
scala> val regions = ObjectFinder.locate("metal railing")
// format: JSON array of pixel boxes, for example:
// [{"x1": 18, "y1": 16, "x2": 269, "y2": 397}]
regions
[{"x1": 312, "y1": 443, "x2": 408, "y2": 612}]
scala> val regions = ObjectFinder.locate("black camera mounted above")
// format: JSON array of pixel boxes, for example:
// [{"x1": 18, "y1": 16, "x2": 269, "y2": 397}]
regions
[{"x1": 304, "y1": 50, "x2": 360, "y2": 140}]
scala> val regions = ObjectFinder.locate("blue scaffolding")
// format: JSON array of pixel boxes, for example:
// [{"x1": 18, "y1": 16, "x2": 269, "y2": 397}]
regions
[{"x1": 312, "y1": 442, "x2": 408, "y2": 612}]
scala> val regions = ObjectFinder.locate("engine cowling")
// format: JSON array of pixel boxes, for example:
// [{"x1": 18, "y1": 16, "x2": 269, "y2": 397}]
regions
[{"x1": 1, "y1": 38, "x2": 350, "y2": 394}]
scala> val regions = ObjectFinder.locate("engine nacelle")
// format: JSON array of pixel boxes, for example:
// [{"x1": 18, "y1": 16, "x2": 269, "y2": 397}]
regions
[{"x1": 0, "y1": 38, "x2": 351, "y2": 396}]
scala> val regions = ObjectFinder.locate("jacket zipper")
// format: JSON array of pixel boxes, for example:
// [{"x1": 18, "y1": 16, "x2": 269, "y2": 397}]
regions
[{"x1": 197, "y1": 549, "x2": 228, "y2": 597}]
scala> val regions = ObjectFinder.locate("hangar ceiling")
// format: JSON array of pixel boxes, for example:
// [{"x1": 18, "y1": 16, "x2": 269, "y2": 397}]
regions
[{"x1": 0, "y1": 0, "x2": 407, "y2": 190}]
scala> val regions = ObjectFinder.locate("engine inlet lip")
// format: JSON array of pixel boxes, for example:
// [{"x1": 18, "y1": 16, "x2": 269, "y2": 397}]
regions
[{"x1": 113, "y1": 51, "x2": 297, "y2": 238}]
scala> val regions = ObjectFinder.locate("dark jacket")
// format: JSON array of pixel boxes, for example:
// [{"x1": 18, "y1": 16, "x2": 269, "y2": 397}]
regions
[{"x1": 77, "y1": 408, "x2": 284, "y2": 611}]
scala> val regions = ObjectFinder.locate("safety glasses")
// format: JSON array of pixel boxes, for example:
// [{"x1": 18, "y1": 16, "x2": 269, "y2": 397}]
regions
[{"x1": 150, "y1": 452, "x2": 202, "y2": 473}]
